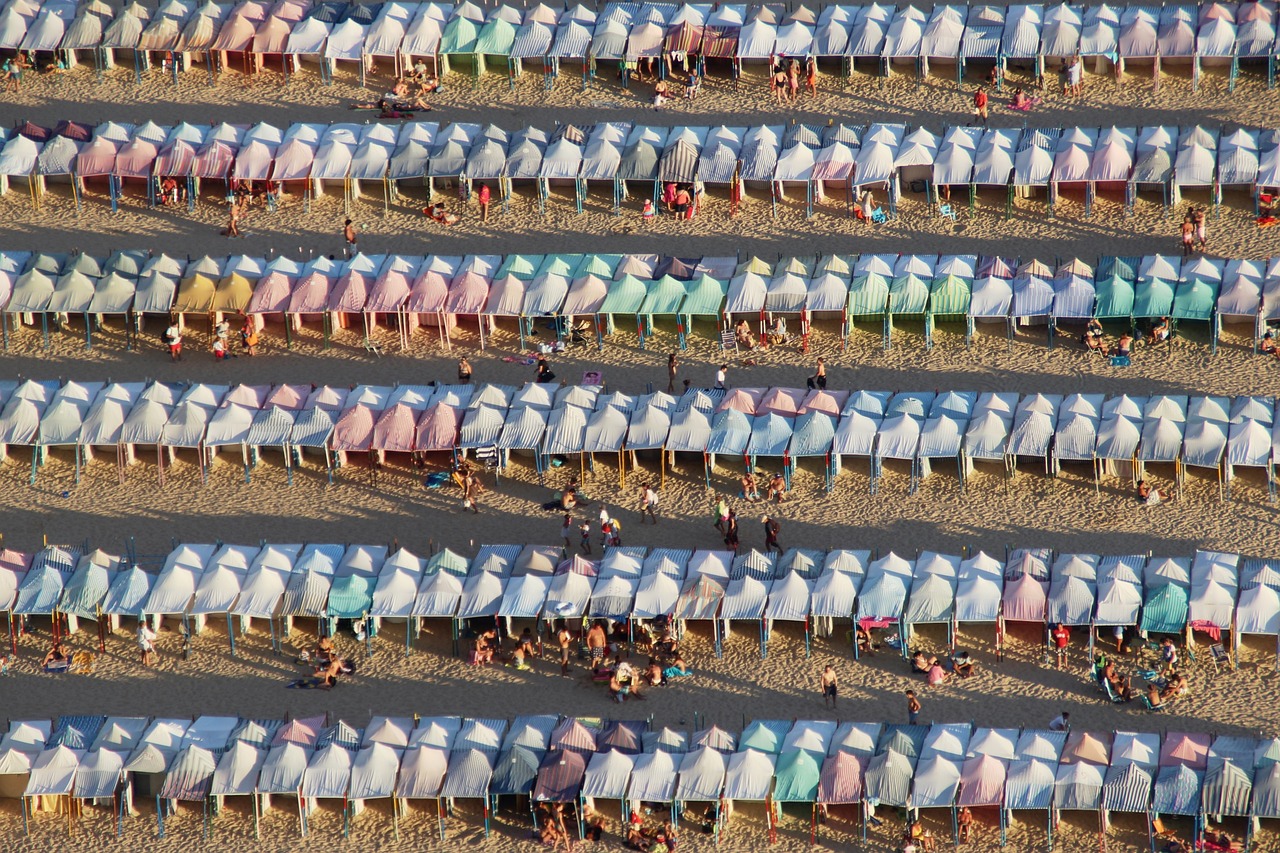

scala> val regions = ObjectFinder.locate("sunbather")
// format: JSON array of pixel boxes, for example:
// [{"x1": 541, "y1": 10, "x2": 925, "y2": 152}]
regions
[
  {"x1": 911, "y1": 651, "x2": 939, "y2": 673},
  {"x1": 1146, "y1": 683, "x2": 1163, "y2": 708},
  {"x1": 41, "y1": 642, "x2": 69, "y2": 671},
  {"x1": 423, "y1": 202, "x2": 461, "y2": 225}
]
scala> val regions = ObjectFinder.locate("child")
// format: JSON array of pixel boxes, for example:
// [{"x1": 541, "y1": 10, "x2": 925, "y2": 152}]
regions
[
  {"x1": 579, "y1": 521, "x2": 592, "y2": 555},
  {"x1": 642, "y1": 199, "x2": 656, "y2": 221}
]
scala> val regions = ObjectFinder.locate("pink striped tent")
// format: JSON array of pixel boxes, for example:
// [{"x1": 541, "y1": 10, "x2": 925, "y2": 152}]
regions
[
  {"x1": 326, "y1": 255, "x2": 376, "y2": 330},
  {"x1": 264, "y1": 384, "x2": 310, "y2": 410},
  {"x1": 1160, "y1": 732, "x2": 1210, "y2": 770},
  {"x1": 370, "y1": 403, "x2": 419, "y2": 458},
  {"x1": 1001, "y1": 571, "x2": 1048, "y2": 622},
  {"x1": 718, "y1": 387, "x2": 766, "y2": 415},
  {"x1": 759, "y1": 387, "x2": 806, "y2": 416},
  {"x1": 415, "y1": 403, "x2": 461, "y2": 452},
  {"x1": 404, "y1": 263, "x2": 456, "y2": 346},
  {"x1": 330, "y1": 403, "x2": 380, "y2": 460},
  {"x1": 817, "y1": 750, "x2": 864, "y2": 805},
  {"x1": 957, "y1": 753, "x2": 1007, "y2": 806}
]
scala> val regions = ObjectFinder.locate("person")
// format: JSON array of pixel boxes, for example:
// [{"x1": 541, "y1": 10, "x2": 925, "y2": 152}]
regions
[
  {"x1": 673, "y1": 185, "x2": 691, "y2": 218},
  {"x1": 957, "y1": 806, "x2": 973, "y2": 842},
  {"x1": 343, "y1": 219, "x2": 358, "y2": 257},
  {"x1": 1052, "y1": 623, "x2": 1070, "y2": 669},
  {"x1": 1159, "y1": 637, "x2": 1179, "y2": 675},
  {"x1": 561, "y1": 513, "x2": 575, "y2": 551},
  {"x1": 642, "y1": 198, "x2": 656, "y2": 221},
  {"x1": 315, "y1": 635, "x2": 336, "y2": 665},
  {"x1": 1261, "y1": 331, "x2": 1278, "y2": 355},
  {"x1": 1112, "y1": 624, "x2": 1126, "y2": 653},
  {"x1": 1010, "y1": 87, "x2": 1033, "y2": 111},
  {"x1": 476, "y1": 182, "x2": 491, "y2": 222},
  {"x1": 856, "y1": 624, "x2": 875, "y2": 655},
  {"x1": 1083, "y1": 318, "x2": 1105, "y2": 353},
  {"x1": 1138, "y1": 479, "x2": 1171, "y2": 506},
  {"x1": 734, "y1": 319, "x2": 755, "y2": 349},
  {"x1": 1103, "y1": 659, "x2": 1133, "y2": 700},
  {"x1": 953, "y1": 650, "x2": 975, "y2": 678},
  {"x1": 536, "y1": 356, "x2": 555, "y2": 383},
  {"x1": 160, "y1": 176, "x2": 180, "y2": 206},
  {"x1": 226, "y1": 199, "x2": 242, "y2": 237},
  {"x1": 41, "y1": 642, "x2": 69, "y2": 671},
  {"x1": 820, "y1": 664, "x2": 838, "y2": 708},
  {"x1": 1048, "y1": 711, "x2": 1070, "y2": 732},
  {"x1": 714, "y1": 495, "x2": 730, "y2": 533},
  {"x1": 714, "y1": 364, "x2": 727, "y2": 389},
  {"x1": 762, "y1": 514, "x2": 782, "y2": 555},
  {"x1": 462, "y1": 469, "x2": 481, "y2": 513},
  {"x1": 1191, "y1": 207, "x2": 1207, "y2": 251},
  {"x1": 805, "y1": 55, "x2": 817, "y2": 96},
  {"x1": 667, "y1": 352, "x2": 678, "y2": 393},
  {"x1": 906, "y1": 689, "x2": 921, "y2": 724},
  {"x1": 241, "y1": 319, "x2": 259, "y2": 356},
  {"x1": 772, "y1": 64, "x2": 788, "y2": 104},
  {"x1": 741, "y1": 471, "x2": 760, "y2": 501},
  {"x1": 640, "y1": 483, "x2": 659, "y2": 524},
  {"x1": 971, "y1": 86, "x2": 989, "y2": 128},
  {"x1": 787, "y1": 59, "x2": 800, "y2": 101},
  {"x1": 1180, "y1": 217, "x2": 1195, "y2": 255},
  {"x1": 138, "y1": 619, "x2": 157, "y2": 666},
  {"x1": 586, "y1": 621, "x2": 607, "y2": 668},
  {"x1": 314, "y1": 657, "x2": 346, "y2": 687},
  {"x1": 768, "y1": 315, "x2": 788, "y2": 345},
  {"x1": 213, "y1": 337, "x2": 229, "y2": 360},
  {"x1": 1069, "y1": 54, "x2": 1083, "y2": 95},
  {"x1": 662, "y1": 182, "x2": 677, "y2": 212},
  {"x1": 1146, "y1": 682, "x2": 1163, "y2": 709},
  {"x1": 1162, "y1": 671, "x2": 1188, "y2": 699},
  {"x1": 911, "y1": 651, "x2": 939, "y2": 672},
  {"x1": 1114, "y1": 332, "x2": 1133, "y2": 358},
  {"x1": 767, "y1": 472, "x2": 786, "y2": 502},
  {"x1": 926, "y1": 662, "x2": 949, "y2": 686},
  {"x1": 457, "y1": 356, "x2": 472, "y2": 383},
  {"x1": 518, "y1": 628, "x2": 538, "y2": 659},
  {"x1": 723, "y1": 509, "x2": 740, "y2": 551},
  {"x1": 164, "y1": 321, "x2": 182, "y2": 361},
  {"x1": 652, "y1": 77, "x2": 669, "y2": 108},
  {"x1": 685, "y1": 70, "x2": 700, "y2": 99},
  {"x1": 807, "y1": 357, "x2": 827, "y2": 390},
  {"x1": 1149, "y1": 316, "x2": 1171, "y2": 345},
  {"x1": 579, "y1": 520, "x2": 592, "y2": 555},
  {"x1": 424, "y1": 202, "x2": 461, "y2": 225}
]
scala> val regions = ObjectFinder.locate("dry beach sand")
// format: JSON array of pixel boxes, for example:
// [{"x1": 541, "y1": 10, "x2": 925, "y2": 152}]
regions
[{"x1": 0, "y1": 28, "x2": 1279, "y2": 853}]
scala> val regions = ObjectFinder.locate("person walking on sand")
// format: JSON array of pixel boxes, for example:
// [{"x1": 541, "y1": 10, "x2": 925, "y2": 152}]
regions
[
  {"x1": 971, "y1": 86, "x2": 989, "y2": 128},
  {"x1": 1191, "y1": 207, "x2": 1207, "y2": 252},
  {"x1": 640, "y1": 483, "x2": 659, "y2": 524},
  {"x1": 1180, "y1": 217, "x2": 1195, "y2": 256},
  {"x1": 906, "y1": 689, "x2": 921, "y2": 724},
  {"x1": 164, "y1": 320, "x2": 183, "y2": 361},
  {"x1": 787, "y1": 59, "x2": 800, "y2": 102},
  {"x1": 807, "y1": 357, "x2": 827, "y2": 390},
  {"x1": 805, "y1": 56, "x2": 818, "y2": 97},
  {"x1": 820, "y1": 664, "x2": 838, "y2": 708},
  {"x1": 772, "y1": 64, "x2": 788, "y2": 104},
  {"x1": 715, "y1": 364, "x2": 728, "y2": 389},
  {"x1": 461, "y1": 469, "x2": 481, "y2": 514},
  {"x1": 477, "y1": 182, "x2": 491, "y2": 222},
  {"x1": 724, "y1": 509, "x2": 740, "y2": 552},
  {"x1": 579, "y1": 520, "x2": 592, "y2": 555},
  {"x1": 667, "y1": 352, "x2": 679, "y2": 393},
  {"x1": 762, "y1": 514, "x2": 782, "y2": 555},
  {"x1": 714, "y1": 495, "x2": 730, "y2": 534},
  {"x1": 457, "y1": 356, "x2": 472, "y2": 383},
  {"x1": 226, "y1": 199, "x2": 242, "y2": 237},
  {"x1": 343, "y1": 218, "x2": 358, "y2": 257},
  {"x1": 1052, "y1": 622, "x2": 1070, "y2": 669}
]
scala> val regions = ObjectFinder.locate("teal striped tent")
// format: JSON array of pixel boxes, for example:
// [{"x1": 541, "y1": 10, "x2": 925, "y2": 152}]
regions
[
  {"x1": 846, "y1": 272, "x2": 890, "y2": 349},
  {"x1": 1139, "y1": 583, "x2": 1189, "y2": 634}
]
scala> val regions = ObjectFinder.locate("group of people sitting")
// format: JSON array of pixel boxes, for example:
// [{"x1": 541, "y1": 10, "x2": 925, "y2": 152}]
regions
[
  {"x1": 737, "y1": 470, "x2": 786, "y2": 502},
  {"x1": 1007, "y1": 87, "x2": 1041, "y2": 112},
  {"x1": 1082, "y1": 317, "x2": 1170, "y2": 358},
  {"x1": 909, "y1": 649, "x2": 975, "y2": 685},
  {"x1": 624, "y1": 813, "x2": 677, "y2": 851},
  {"x1": 289, "y1": 634, "x2": 353, "y2": 688}
]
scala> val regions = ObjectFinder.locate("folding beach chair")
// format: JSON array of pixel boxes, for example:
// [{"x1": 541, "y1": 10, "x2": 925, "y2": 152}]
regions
[
  {"x1": 363, "y1": 337, "x2": 384, "y2": 356},
  {"x1": 938, "y1": 203, "x2": 958, "y2": 221},
  {"x1": 1102, "y1": 679, "x2": 1127, "y2": 703},
  {"x1": 1209, "y1": 643, "x2": 1231, "y2": 673},
  {"x1": 1140, "y1": 694, "x2": 1165, "y2": 712},
  {"x1": 720, "y1": 329, "x2": 737, "y2": 351}
]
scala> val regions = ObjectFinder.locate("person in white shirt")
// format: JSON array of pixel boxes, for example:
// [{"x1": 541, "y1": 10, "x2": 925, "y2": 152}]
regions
[
  {"x1": 640, "y1": 485, "x2": 659, "y2": 524},
  {"x1": 164, "y1": 323, "x2": 182, "y2": 361},
  {"x1": 1049, "y1": 712, "x2": 1070, "y2": 732},
  {"x1": 137, "y1": 620, "x2": 157, "y2": 666},
  {"x1": 714, "y1": 364, "x2": 728, "y2": 389}
]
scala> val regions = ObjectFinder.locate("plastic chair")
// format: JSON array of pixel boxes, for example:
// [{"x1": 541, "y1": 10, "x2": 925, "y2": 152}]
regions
[
  {"x1": 363, "y1": 338, "x2": 384, "y2": 357},
  {"x1": 870, "y1": 208, "x2": 887, "y2": 224},
  {"x1": 938, "y1": 203, "x2": 957, "y2": 221}
]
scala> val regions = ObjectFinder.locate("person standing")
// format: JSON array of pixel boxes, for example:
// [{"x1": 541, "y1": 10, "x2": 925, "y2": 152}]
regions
[
  {"x1": 640, "y1": 484, "x2": 659, "y2": 524},
  {"x1": 714, "y1": 364, "x2": 728, "y2": 389},
  {"x1": 906, "y1": 689, "x2": 921, "y2": 724},
  {"x1": 536, "y1": 355, "x2": 555, "y2": 383},
  {"x1": 805, "y1": 56, "x2": 817, "y2": 97},
  {"x1": 1191, "y1": 207, "x2": 1207, "y2": 252},
  {"x1": 227, "y1": 199, "x2": 242, "y2": 237},
  {"x1": 786, "y1": 59, "x2": 799, "y2": 102},
  {"x1": 820, "y1": 664, "x2": 838, "y2": 708},
  {"x1": 557, "y1": 625, "x2": 574, "y2": 676},
  {"x1": 477, "y1": 183, "x2": 492, "y2": 222},
  {"x1": 667, "y1": 352, "x2": 679, "y2": 393},
  {"x1": 762, "y1": 514, "x2": 782, "y2": 555},
  {"x1": 138, "y1": 619, "x2": 158, "y2": 666},
  {"x1": 457, "y1": 356, "x2": 473, "y2": 383},
  {"x1": 713, "y1": 495, "x2": 730, "y2": 533},
  {"x1": 164, "y1": 320, "x2": 183, "y2": 361},
  {"x1": 807, "y1": 357, "x2": 827, "y2": 390},
  {"x1": 723, "y1": 509, "x2": 739, "y2": 552},
  {"x1": 579, "y1": 520, "x2": 592, "y2": 555},
  {"x1": 343, "y1": 218, "x2": 358, "y2": 257},
  {"x1": 971, "y1": 85, "x2": 989, "y2": 128},
  {"x1": 586, "y1": 621, "x2": 607, "y2": 668},
  {"x1": 1052, "y1": 623, "x2": 1070, "y2": 669},
  {"x1": 462, "y1": 470, "x2": 480, "y2": 514}
]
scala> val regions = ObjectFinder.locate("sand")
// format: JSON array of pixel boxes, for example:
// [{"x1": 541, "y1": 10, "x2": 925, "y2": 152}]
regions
[{"x1": 0, "y1": 36, "x2": 1278, "y2": 853}]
